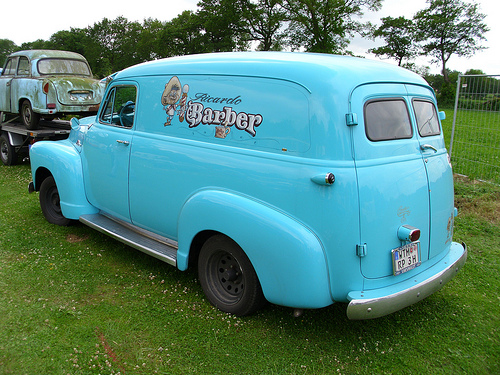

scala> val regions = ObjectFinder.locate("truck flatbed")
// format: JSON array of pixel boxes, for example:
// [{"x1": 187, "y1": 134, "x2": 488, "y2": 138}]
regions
[{"x1": 0, "y1": 116, "x2": 71, "y2": 165}]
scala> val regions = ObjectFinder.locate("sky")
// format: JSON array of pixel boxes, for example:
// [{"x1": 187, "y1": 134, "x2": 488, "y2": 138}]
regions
[{"x1": 1, "y1": 0, "x2": 497, "y2": 75}]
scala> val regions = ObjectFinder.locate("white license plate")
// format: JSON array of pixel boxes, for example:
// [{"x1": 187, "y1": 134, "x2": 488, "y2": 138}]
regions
[{"x1": 392, "y1": 242, "x2": 421, "y2": 276}]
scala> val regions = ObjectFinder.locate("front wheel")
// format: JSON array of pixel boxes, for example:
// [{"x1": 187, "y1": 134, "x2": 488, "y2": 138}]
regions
[
  {"x1": 198, "y1": 235, "x2": 266, "y2": 316},
  {"x1": 39, "y1": 176, "x2": 71, "y2": 226}
]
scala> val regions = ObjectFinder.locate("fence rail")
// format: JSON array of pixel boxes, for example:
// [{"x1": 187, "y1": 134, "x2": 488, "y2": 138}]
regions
[{"x1": 450, "y1": 74, "x2": 500, "y2": 184}]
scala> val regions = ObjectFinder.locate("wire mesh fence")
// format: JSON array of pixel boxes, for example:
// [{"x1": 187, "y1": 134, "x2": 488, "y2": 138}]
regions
[{"x1": 450, "y1": 74, "x2": 500, "y2": 184}]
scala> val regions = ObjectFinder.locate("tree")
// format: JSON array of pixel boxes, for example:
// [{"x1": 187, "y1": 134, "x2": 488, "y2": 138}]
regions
[
  {"x1": 283, "y1": 0, "x2": 382, "y2": 54},
  {"x1": 369, "y1": 16, "x2": 418, "y2": 66},
  {"x1": 159, "y1": 11, "x2": 209, "y2": 57},
  {"x1": 48, "y1": 29, "x2": 89, "y2": 56},
  {"x1": 137, "y1": 18, "x2": 165, "y2": 61},
  {"x1": 414, "y1": 0, "x2": 489, "y2": 82},
  {"x1": 245, "y1": 0, "x2": 288, "y2": 51},
  {"x1": 197, "y1": 0, "x2": 253, "y2": 52},
  {"x1": 85, "y1": 17, "x2": 144, "y2": 77},
  {"x1": 0, "y1": 39, "x2": 17, "y2": 65}
]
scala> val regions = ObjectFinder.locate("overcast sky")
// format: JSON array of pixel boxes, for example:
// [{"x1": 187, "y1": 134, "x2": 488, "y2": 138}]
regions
[{"x1": 1, "y1": 0, "x2": 497, "y2": 75}]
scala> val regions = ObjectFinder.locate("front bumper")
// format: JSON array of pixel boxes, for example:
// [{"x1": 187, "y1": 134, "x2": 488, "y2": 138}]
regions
[{"x1": 347, "y1": 241, "x2": 467, "y2": 320}]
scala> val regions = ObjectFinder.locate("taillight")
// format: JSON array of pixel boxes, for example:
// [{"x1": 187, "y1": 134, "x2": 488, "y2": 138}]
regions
[
  {"x1": 43, "y1": 82, "x2": 50, "y2": 94},
  {"x1": 398, "y1": 225, "x2": 421, "y2": 242}
]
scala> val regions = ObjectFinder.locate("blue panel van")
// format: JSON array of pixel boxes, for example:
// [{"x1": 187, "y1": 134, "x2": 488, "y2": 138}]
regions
[{"x1": 29, "y1": 52, "x2": 467, "y2": 319}]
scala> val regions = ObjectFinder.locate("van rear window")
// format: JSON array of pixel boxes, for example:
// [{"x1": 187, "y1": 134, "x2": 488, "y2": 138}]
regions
[
  {"x1": 364, "y1": 99, "x2": 412, "y2": 141},
  {"x1": 413, "y1": 100, "x2": 441, "y2": 137}
]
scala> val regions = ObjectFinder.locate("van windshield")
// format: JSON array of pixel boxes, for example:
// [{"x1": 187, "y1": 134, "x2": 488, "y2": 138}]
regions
[{"x1": 37, "y1": 59, "x2": 91, "y2": 76}]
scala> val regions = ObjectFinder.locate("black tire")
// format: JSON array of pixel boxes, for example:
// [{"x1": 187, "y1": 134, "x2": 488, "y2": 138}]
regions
[
  {"x1": 39, "y1": 176, "x2": 71, "y2": 226},
  {"x1": 0, "y1": 134, "x2": 17, "y2": 166},
  {"x1": 21, "y1": 100, "x2": 40, "y2": 130},
  {"x1": 198, "y1": 235, "x2": 266, "y2": 316}
]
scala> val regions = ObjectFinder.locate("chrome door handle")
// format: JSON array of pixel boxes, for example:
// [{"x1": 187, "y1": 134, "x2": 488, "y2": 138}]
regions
[
  {"x1": 420, "y1": 144, "x2": 437, "y2": 153},
  {"x1": 116, "y1": 140, "x2": 130, "y2": 146}
]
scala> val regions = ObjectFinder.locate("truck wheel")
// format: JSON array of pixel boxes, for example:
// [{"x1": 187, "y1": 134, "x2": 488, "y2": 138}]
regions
[
  {"x1": 198, "y1": 235, "x2": 265, "y2": 316},
  {"x1": 39, "y1": 176, "x2": 71, "y2": 226},
  {"x1": 21, "y1": 100, "x2": 40, "y2": 130},
  {"x1": 0, "y1": 134, "x2": 17, "y2": 166}
]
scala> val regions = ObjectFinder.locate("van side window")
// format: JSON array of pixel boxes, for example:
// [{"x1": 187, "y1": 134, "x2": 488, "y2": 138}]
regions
[
  {"x1": 100, "y1": 86, "x2": 137, "y2": 128},
  {"x1": 364, "y1": 99, "x2": 412, "y2": 141},
  {"x1": 413, "y1": 100, "x2": 441, "y2": 137}
]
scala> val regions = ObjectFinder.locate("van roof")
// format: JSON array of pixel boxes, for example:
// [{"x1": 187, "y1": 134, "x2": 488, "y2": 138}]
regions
[{"x1": 115, "y1": 52, "x2": 429, "y2": 90}]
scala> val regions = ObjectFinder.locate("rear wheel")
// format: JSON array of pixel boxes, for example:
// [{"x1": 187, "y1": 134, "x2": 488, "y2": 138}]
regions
[
  {"x1": 21, "y1": 100, "x2": 40, "y2": 130},
  {"x1": 39, "y1": 176, "x2": 71, "y2": 226},
  {"x1": 0, "y1": 134, "x2": 17, "y2": 166},
  {"x1": 198, "y1": 235, "x2": 266, "y2": 316}
]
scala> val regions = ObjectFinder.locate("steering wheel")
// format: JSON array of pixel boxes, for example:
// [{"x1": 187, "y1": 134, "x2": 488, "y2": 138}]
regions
[{"x1": 119, "y1": 101, "x2": 135, "y2": 127}]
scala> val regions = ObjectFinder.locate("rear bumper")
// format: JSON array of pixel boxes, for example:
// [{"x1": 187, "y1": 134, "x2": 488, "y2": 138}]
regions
[{"x1": 347, "y1": 241, "x2": 467, "y2": 320}]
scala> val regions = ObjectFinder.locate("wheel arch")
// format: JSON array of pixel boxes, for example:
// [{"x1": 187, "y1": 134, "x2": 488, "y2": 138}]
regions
[
  {"x1": 30, "y1": 140, "x2": 98, "y2": 220},
  {"x1": 177, "y1": 189, "x2": 333, "y2": 309}
]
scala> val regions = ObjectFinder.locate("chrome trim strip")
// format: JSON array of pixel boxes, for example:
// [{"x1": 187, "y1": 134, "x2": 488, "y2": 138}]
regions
[{"x1": 347, "y1": 242, "x2": 467, "y2": 320}]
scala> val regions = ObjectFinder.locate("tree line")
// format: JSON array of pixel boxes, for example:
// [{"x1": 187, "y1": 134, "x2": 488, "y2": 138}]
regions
[{"x1": 0, "y1": 0, "x2": 489, "y2": 105}]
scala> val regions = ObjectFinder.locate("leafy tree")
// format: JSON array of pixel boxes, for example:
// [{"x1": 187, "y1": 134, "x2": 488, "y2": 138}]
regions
[
  {"x1": 245, "y1": 0, "x2": 288, "y2": 51},
  {"x1": 282, "y1": 0, "x2": 382, "y2": 54},
  {"x1": 85, "y1": 17, "x2": 144, "y2": 77},
  {"x1": 197, "y1": 0, "x2": 253, "y2": 52},
  {"x1": 414, "y1": 0, "x2": 489, "y2": 83},
  {"x1": 370, "y1": 16, "x2": 418, "y2": 66},
  {"x1": 19, "y1": 39, "x2": 51, "y2": 50},
  {"x1": 159, "y1": 11, "x2": 209, "y2": 57},
  {"x1": 48, "y1": 29, "x2": 89, "y2": 56},
  {"x1": 137, "y1": 18, "x2": 166, "y2": 61},
  {"x1": 0, "y1": 39, "x2": 17, "y2": 66}
]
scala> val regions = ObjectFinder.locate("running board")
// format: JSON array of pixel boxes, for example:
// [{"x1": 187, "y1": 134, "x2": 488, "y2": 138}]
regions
[{"x1": 79, "y1": 214, "x2": 178, "y2": 266}]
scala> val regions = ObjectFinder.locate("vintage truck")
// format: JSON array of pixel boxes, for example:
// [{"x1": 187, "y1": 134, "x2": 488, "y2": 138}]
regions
[{"x1": 28, "y1": 52, "x2": 467, "y2": 319}]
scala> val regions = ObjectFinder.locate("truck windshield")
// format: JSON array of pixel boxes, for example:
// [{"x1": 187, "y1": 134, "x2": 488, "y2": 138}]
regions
[{"x1": 37, "y1": 59, "x2": 91, "y2": 76}]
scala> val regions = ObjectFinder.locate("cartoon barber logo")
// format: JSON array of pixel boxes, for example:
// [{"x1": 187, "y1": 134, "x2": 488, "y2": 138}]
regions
[
  {"x1": 161, "y1": 76, "x2": 263, "y2": 137},
  {"x1": 161, "y1": 76, "x2": 190, "y2": 126}
]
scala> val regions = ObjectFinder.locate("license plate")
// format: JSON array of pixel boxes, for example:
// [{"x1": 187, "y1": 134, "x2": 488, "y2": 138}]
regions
[{"x1": 392, "y1": 242, "x2": 421, "y2": 276}]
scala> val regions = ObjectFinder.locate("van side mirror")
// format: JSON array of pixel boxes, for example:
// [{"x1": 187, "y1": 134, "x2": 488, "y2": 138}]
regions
[{"x1": 438, "y1": 111, "x2": 446, "y2": 121}]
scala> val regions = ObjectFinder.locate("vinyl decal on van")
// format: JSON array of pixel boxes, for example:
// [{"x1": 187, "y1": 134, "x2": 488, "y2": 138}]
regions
[{"x1": 161, "y1": 76, "x2": 263, "y2": 137}]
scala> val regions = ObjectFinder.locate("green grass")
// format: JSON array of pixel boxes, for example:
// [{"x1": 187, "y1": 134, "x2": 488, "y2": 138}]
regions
[
  {"x1": 441, "y1": 108, "x2": 500, "y2": 184},
  {"x1": 1, "y1": 163, "x2": 499, "y2": 374}
]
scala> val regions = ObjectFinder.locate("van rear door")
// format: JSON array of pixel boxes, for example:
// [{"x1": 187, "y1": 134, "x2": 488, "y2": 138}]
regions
[{"x1": 349, "y1": 83, "x2": 432, "y2": 279}]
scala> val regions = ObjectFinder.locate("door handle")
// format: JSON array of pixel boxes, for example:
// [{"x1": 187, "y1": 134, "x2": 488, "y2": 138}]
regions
[
  {"x1": 420, "y1": 144, "x2": 437, "y2": 153},
  {"x1": 116, "y1": 140, "x2": 130, "y2": 146}
]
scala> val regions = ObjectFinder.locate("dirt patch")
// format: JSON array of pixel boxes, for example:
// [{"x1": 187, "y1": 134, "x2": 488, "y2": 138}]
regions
[{"x1": 66, "y1": 234, "x2": 89, "y2": 243}]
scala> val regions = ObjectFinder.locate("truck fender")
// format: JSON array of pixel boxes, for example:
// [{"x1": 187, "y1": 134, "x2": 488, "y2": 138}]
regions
[
  {"x1": 177, "y1": 189, "x2": 333, "y2": 309},
  {"x1": 30, "y1": 140, "x2": 98, "y2": 220}
]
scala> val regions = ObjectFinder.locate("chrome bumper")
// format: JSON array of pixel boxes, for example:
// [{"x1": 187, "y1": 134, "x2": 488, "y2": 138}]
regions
[{"x1": 347, "y1": 242, "x2": 467, "y2": 320}]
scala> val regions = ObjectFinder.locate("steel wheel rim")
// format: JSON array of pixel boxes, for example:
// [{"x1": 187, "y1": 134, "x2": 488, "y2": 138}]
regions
[{"x1": 207, "y1": 250, "x2": 245, "y2": 304}]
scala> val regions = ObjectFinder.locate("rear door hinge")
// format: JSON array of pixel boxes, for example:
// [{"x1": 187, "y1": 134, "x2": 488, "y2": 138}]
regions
[
  {"x1": 356, "y1": 243, "x2": 367, "y2": 257},
  {"x1": 346, "y1": 113, "x2": 358, "y2": 126}
]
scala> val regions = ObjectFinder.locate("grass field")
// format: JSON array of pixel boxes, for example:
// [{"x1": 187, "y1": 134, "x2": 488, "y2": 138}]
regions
[
  {"x1": 441, "y1": 108, "x2": 500, "y2": 184},
  {"x1": 1, "y1": 163, "x2": 499, "y2": 374}
]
